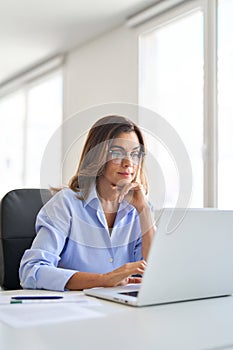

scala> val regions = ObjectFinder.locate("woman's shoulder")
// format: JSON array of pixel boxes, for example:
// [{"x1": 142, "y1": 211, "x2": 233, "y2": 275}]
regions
[
  {"x1": 55, "y1": 187, "x2": 76, "y2": 196},
  {"x1": 39, "y1": 187, "x2": 83, "y2": 219},
  {"x1": 46, "y1": 187, "x2": 82, "y2": 207}
]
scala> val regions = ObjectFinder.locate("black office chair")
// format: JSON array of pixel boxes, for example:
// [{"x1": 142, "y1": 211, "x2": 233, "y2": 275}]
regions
[{"x1": 0, "y1": 188, "x2": 52, "y2": 290}]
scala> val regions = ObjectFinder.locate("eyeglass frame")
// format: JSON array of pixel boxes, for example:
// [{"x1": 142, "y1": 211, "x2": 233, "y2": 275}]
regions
[{"x1": 107, "y1": 146, "x2": 145, "y2": 165}]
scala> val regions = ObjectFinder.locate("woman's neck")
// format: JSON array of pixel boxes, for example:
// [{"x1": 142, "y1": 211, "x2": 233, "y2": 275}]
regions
[
  {"x1": 96, "y1": 176, "x2": 120, "y2": 214},
  {"x1": 96, "y1": 176, "x2": 118, "y2": 202}
]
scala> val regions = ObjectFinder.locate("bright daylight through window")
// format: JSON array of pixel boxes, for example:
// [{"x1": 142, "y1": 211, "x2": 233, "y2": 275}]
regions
[
  {"x1": 140, "y1": 0, "x2": 233, "y2": 209},
  {"x1": 140, "y1": 10, "x2": 203, "y2": 208},
  {"x1": 217, "y1": 0, "x2": 233, "y2": 209},
  {"x1": 0, "y1": 72, "x2": 63, "y2": 198}
]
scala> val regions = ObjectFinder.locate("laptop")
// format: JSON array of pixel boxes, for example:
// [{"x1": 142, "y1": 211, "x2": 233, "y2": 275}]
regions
[{"x1": 84, "y1": 208, "x2": 233, "y2": 307}]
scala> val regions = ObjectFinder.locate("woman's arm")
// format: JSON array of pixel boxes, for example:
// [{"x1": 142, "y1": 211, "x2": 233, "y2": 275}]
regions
[
  {"x1": 65, "y1": 260, "x2": 147, "y2": 290},
  {"x1": 19, "y1": 190, "x2": 73, "y2": 291},
  {"x1": 137, "y1": 204, "x2": 156, "y2": 261},
  {"x1": 118, "y1": 182, "x2": 156, "y2": 260}
]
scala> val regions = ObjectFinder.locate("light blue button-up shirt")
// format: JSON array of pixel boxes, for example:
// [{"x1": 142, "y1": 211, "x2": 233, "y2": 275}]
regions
[{"x1": 19, "y1": 186, "x2": 145, "y2": 291}]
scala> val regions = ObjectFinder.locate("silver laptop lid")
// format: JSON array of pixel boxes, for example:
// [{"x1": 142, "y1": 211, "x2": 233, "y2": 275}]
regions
[{"x1": 137, "y1": 208, "x2": 233, "y2": 306}]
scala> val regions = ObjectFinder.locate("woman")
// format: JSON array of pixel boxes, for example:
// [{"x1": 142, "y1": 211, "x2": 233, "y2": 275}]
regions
[{"x1": 19, "y1": 115, "x2": 155, "y2": 291}]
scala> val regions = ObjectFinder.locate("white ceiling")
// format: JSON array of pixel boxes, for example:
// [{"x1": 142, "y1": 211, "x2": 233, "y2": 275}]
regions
[{"x1": 0, "y1": 0, "x2": 158, "y2": 86}]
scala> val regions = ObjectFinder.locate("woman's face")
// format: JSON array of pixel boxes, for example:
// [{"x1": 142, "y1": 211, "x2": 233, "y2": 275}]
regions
[{"x1": 101, "y1": 131, "x2": 141, "y2": 187}]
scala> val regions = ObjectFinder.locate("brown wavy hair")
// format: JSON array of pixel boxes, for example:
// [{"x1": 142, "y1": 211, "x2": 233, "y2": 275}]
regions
[{"x1": 68, "y1": 115, "x2": 148, "y2": 199}]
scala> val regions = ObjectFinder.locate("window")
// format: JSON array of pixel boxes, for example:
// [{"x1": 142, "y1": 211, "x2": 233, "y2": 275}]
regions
[
  {"x1": 218, "y1": 0, "x2": 233, "y2": 209},
  {"x1": 0, "y1": 93, "x2": 25, "y2": 195},
  {"x1": 139, "y1": 0, "x2": 233, "y2": 209},
  {"x1": 140, "y1": 10, "x2": 203, "y2": 208},
  {"x1": 0, "y1": 71, "x2": 63, "y2": 198}
]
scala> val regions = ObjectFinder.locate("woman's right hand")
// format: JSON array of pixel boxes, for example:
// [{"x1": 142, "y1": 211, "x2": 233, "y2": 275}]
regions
[
  {"x1": 102, "y1": 260, "x2": 147, "y2": 287},
  {"x1": 66, "y1": 260, "x2": 147, "y2": 290}
]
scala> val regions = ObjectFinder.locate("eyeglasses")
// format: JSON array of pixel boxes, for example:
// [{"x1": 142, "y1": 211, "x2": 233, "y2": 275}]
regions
[{"x1": 108, "y1": 148, "x2": 144, "y2": 165}]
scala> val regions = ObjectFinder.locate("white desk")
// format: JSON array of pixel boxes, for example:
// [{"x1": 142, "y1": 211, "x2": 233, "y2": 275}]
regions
[{"x1": 1, "y1": 289, "x2": 233, "y2": 350}]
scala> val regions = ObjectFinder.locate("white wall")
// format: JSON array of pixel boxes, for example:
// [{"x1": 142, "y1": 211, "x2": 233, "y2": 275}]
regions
[{"x1": 63, "y1": 25, "x2": 139, "y2": 118}]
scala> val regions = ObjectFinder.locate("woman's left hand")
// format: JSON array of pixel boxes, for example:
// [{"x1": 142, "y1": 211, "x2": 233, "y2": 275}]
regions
[{"x1": 117, "y1": 181, "x2": 148, "y2": 213}]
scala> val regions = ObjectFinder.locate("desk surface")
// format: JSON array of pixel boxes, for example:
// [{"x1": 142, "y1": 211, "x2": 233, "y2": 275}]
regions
[{"x1": 1, "y1": 289, "x2": 233, "y2": 350}]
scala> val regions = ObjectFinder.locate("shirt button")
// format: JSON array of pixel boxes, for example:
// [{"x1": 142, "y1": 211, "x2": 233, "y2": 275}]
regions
[{"x1": 109, "y1": 257, "x2": 114, "y2": 263}]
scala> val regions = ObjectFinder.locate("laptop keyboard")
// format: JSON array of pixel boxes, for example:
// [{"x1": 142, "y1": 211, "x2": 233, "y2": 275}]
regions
[{"x1": 119, "y1": 291, "x2": 139, "y2": 297}]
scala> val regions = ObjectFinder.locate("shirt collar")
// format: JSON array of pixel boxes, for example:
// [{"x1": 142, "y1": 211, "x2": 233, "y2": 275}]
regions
[
  {"x1": 83, "y1": 183, "x2": 99, "y2": 208},
  {"x1": 83, "y1": 183, "x2": 135, "y2": 214}
]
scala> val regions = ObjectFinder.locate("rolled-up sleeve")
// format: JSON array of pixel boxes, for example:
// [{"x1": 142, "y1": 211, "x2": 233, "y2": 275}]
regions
[{"x1": 19, "y1": 249, "x2": 75, "y2": 291}]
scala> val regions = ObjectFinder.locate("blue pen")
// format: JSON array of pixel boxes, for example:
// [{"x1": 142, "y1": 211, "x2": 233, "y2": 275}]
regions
[{"x1": 11, "y1": 296, "x2": 63, "y2": 300}]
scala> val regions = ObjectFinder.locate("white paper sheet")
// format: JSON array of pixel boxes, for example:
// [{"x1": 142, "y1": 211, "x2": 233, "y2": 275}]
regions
[{"x1": 0, "y1": 302, "x2": 104, "y2": 328}]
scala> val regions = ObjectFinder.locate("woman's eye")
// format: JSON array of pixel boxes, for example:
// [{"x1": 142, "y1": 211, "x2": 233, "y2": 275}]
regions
[
  {"x1": 131, "y1": 152, "x2": 140, "y2": 159},
  {"x1": 112, "y1": 151, "x2": 123, "y2": 158}
]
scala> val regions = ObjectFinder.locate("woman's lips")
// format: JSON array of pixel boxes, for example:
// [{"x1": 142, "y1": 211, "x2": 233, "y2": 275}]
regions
[{"x1": 118, "y1": 172, "x2": 132, "y2": 177}]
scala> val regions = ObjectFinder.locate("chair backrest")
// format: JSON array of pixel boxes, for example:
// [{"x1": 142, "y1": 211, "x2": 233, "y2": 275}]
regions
[{"x1": 0, "y1": 189, "x2": 52, "y2": 290}]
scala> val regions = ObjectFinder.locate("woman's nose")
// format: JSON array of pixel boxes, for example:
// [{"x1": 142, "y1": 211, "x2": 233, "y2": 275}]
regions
[{"x1": 121, "y1": 155, "x2": 133, "y2": 166}]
